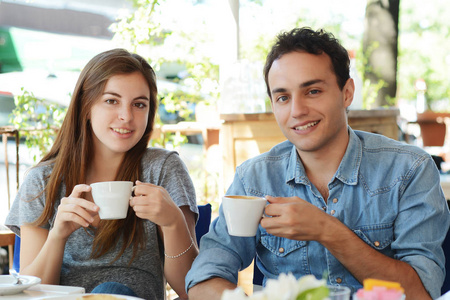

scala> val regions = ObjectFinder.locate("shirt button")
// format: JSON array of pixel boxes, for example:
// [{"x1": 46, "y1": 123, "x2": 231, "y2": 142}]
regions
[
  {"x1": 322, "y1": 206, "x2": 327, "y2": 211},
  {"x1": 374, "y1": 241, "x2": 380, "y2": 247},
  {"x1": 333, "y1": 198, "x2": 338, "y2": 203},
  {"x1": 330, "y1": 210, "x2": 336, "y2": 215},
  {"x1": 278, "y1": 248, "x2": 285, "y2": 253},
  {"x1": 336, "y1": 277, "x2": 342, "y2": 284}
]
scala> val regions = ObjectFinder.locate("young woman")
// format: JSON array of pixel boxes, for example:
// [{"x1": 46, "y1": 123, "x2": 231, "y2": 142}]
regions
[{"x1": 6, "y1": 48, "x2": 198, "y2": 300}]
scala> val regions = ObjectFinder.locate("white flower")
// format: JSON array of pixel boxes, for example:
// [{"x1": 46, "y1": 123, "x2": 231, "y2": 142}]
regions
[
  {"x1": 221, "y1": 287, "x2": 249, "y2": 300},
  {"x1": 221, "y1": 273, "x2": 328, "y2": 300},
  {"x1": 297, "y1": 274, "x2": 327, "y2": 294}
]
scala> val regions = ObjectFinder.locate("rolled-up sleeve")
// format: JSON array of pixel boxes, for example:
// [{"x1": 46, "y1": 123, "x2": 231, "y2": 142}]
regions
[{"x1": 394, "y1": 157, "x2": 450, "y2": 299}]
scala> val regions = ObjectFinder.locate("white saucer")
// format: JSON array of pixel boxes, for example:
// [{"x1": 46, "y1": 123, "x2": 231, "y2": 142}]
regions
[
  {"x1": 39, "y1": 293, "x2": 144, "y2": 299},
  {"x1": 0, "y1": 274, "x2": 41, "y2": 295}
]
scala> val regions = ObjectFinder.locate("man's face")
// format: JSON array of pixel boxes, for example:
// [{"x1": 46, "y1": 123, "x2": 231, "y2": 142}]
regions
[{"x1": 268, "y1": 51, "x2": 354, "y2": 156}]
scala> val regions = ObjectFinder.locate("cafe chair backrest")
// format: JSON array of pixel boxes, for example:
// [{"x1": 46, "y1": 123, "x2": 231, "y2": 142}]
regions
[
  {"x1": 253, "y1": 258, "x2": 264, "y2": 286},
  {"x1": 13, "y1": 234, "x2": 20, "y2": 272},
  {"x1": 442, "y1": 225, "x2": 450, "y2": 295},
  {"x1": 195, "y1": 203, "x2": 212, "y2": 248}
]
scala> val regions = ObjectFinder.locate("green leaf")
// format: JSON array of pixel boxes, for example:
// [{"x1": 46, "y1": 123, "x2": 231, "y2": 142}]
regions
[{"x1": 296, "y1": 286, "x2": 329, "y2": 300}]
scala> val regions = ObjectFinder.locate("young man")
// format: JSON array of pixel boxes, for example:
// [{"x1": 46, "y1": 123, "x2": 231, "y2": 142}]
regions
[{"x1": 185, "y1": 28, "x2": 449, "y2": 300}]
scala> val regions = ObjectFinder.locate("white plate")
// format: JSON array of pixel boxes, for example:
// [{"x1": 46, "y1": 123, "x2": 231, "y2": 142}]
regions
[
  {"x1": 0, "y1": 275, "x2": 41, "y2": 295},
  {"x1": 38, "y1": 294, "x2": 144, "y2": 299}
]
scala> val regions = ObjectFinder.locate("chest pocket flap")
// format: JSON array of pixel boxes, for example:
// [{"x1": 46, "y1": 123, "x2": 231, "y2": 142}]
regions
[
  {"x1": 353, "y1": 222, "x2": 394, "y2": 250},
  {"x1": 260, "y1": 232, "x2": 307, "y2": 257}
]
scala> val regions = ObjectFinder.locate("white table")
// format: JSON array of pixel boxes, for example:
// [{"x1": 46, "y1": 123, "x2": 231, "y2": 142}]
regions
[{"x1": 0, "y1": 284, "x2": 84, "y2": 299}]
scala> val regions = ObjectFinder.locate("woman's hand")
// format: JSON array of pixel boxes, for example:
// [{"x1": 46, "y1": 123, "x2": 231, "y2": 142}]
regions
[
  {"x1": 51, "y1": 184, "x2": 99, "y2": 241},
  {"x1": 130, "y1": 180, "x2": 183, "y2": 227}
]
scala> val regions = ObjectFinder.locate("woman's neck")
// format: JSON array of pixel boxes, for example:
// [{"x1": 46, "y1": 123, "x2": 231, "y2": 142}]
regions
[{"x1": 86, "y1": 152, "x2": 124, "y2": 184}]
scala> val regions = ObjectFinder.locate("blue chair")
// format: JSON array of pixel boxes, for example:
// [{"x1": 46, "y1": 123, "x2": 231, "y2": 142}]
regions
[
  {"x1": 195, "y1": 203, "x2": 212, "y2": 248},
  {"x1": 442, "y1": 221, "x2": 450, "y2": 294},
  {"x1": 12, "y1": 235, "x2": 20, "y2": 272},
  {"x1": 253, "y1": 258, "x2": 264, "y2": 285},
  {"x1": 12, "y1": 203, "x2": 212, "y2": 271}
]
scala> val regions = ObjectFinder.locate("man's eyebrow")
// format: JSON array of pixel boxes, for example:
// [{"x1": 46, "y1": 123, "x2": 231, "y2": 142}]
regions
[
  {"x1": 271, "y1": 79, "x2": 325, "y2": 95},
  {"x1": 299, "y1": 79, "x2": 325, "y2": 88},
  {"x1": 271, "y1": 87, "x2": 287, "y2": 95}
]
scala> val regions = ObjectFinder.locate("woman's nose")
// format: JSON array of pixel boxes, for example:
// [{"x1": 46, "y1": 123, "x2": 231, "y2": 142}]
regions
[{"x1": 118, "y1": 105, "x2": 133, "y2": 121}]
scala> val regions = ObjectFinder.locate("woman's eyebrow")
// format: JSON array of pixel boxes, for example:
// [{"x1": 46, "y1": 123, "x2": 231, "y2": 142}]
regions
[
  {"x1": 102, "y1": 91, "x2": 121, "y2": 97},
  {"x1": 102, "y1": 92, "x2": 149, "y2": 101}
]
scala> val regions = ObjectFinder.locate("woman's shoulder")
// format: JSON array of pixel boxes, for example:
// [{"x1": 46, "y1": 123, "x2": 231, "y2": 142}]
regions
[
  {"x1": 141, "y1": 147, "x2": 180, "y2": 164},
  {"x1": 23, "y1": 162, "x2": 54, "y2": 183},
  {"x1": 140, "y1": 147, "x2": 191, "y2": 184}
]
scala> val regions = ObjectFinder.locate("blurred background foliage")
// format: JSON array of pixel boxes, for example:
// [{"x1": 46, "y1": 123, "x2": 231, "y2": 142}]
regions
[{"x1": 5, "y1": 0, "x2": 450, "y2": 206}]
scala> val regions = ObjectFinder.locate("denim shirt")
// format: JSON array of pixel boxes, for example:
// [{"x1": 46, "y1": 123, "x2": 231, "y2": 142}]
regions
[{"x1": 186, "y1": 128, "x2": 450, "y2": 299}]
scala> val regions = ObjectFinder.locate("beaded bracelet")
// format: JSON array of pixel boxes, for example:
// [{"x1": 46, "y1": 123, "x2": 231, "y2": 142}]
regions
[{"x1": 164, "y1": 238, "x2": 194, "y2": 259}]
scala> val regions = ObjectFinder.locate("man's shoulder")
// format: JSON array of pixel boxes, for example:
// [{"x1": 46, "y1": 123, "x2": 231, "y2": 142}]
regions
[
  {"x1": 354, "y1": 130, "x2": 433, "y2": 174},
  {"x1": 354, "y1": 130, "x2": 428, "y2": 156}
]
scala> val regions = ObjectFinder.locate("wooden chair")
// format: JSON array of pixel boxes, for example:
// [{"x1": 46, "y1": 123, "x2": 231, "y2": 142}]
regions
[
  {"x1": 0, "y1": 230, "x2": 15, "y2": 270},
  {"x1": 0, "y1": 126, "x2": 20, "y2": 271}
]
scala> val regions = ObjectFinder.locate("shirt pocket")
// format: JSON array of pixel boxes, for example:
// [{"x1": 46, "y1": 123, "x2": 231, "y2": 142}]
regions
[
  {"x1": 260, "y1": 231, "x2": 307, "y2": 257},
  {"x1": 353, "y1": 222, "x2": 394, "y2": 255}
]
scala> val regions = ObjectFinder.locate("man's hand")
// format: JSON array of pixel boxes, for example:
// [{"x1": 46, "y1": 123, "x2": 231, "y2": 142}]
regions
[{"x1": 261, "y1": 195, "x2": 332, "y2": 241}]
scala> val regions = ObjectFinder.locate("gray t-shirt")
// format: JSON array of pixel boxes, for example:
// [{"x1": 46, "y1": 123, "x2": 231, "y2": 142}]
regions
[{"x1": 6, "y1": 147, "x2": 198, "y2": 300}]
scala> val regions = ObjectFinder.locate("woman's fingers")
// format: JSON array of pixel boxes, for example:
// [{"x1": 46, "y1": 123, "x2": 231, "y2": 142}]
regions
[
  {"x1": 130, "y1": 182, "x2": 181, "y2": 226},
  {"x1": 68, "y1": 184, "x2": 91, "y2": 198},
  {"x1": 53, "y1": 185, "x2": 99, "y2": 236}
]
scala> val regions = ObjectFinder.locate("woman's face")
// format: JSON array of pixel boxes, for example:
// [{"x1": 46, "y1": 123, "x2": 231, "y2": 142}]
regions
[{"x1": 89, "y1": 72, "x2": 150, "y2": 158}]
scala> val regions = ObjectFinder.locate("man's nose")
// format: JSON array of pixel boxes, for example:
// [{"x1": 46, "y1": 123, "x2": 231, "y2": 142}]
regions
[{"x1": 291, "y1": 95, "x2": 309, "y2": 117}]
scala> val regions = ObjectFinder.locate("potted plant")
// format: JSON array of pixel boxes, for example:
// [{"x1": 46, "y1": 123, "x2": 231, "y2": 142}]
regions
[{"x1": 414, "y1": 77, "x2": 450, "y2": 147}]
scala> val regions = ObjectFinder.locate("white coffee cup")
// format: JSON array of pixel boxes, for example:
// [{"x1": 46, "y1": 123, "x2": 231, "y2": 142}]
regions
[
  {"x1": 222, "y1": 195, "x2": 267, "y2": 237},
  {"x1": 90, "y1": 181, "x2": 133, "y2": 220}
]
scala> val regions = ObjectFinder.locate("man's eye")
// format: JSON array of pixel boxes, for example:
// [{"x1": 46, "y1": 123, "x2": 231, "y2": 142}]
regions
[
  {"x1": 308, "y1": 89, "x2": 320, "y2": 95},
  {"x1": 277, "y1": 95, "x2": 289, "y2": 102}
]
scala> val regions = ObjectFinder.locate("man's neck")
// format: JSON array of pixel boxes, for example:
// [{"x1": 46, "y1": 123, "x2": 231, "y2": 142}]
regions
[{"x1": 298, "y1": 132, "x2": 350, "y2": 201}]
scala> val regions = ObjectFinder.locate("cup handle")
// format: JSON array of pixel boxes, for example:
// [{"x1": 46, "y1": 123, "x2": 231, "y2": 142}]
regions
[
  {"x1": 130, "y1": 186, "x2": 137, "y2": 200},
  {"x1": 262, "y1": 201, "x2": 270, "y2": 218}
]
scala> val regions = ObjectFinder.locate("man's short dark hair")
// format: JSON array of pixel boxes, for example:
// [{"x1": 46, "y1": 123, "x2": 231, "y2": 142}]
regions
[{"x1": 263, "y1": 27, "x2": 350, "y2": 98}]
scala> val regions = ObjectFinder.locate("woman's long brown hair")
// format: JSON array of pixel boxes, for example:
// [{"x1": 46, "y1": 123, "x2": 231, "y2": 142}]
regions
[{"x1": 31, "y1": 48, "x2": 158, "y2": 263}]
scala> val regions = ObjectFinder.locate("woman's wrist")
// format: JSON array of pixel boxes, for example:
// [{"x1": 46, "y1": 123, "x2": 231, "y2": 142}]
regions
[{"x1": 161, "y1": 207, "x2": 187, "y2": 232}]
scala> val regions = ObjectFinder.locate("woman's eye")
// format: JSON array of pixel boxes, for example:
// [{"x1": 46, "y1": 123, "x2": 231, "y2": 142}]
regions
[
  {"x1": 105, "y1": 99, "x2": 118, "y2": 104},
  {"x1": 134, "y1": 102, "x2": 147, "y2": 109}
]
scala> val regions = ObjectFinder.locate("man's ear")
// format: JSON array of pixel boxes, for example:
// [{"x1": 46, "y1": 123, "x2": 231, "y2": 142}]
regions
[{"x1": 343, "y1": 78, "x2": 355, "y2": 109}]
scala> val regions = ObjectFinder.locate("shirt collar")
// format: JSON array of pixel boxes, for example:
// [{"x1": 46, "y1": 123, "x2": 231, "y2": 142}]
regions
[
  {"x1": 285, "y1": 126, "x2": 362, "y2": 185},
  {"x1": 334, "y1": 127, "x2": 362, "y2": 185}
]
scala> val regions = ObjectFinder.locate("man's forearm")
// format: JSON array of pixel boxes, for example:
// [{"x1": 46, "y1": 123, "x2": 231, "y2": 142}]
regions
[
  {"x1": 188, "y1": 277, "x2": 237, "y2": 300},
  {"x1": 320, "y1": 218, "x2": 431, "y2": 300}
]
